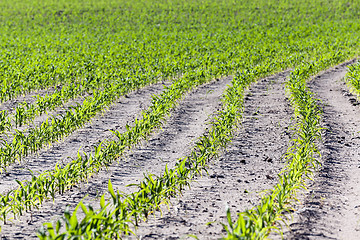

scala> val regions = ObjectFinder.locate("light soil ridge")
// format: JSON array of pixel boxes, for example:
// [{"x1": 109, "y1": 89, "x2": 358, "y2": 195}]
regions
[
  {"x1": 286, "y1": 59, "x2": 360, "y2": 240},
  {"x1": 133, "y1": 71, "x2": 294, "y2": 239}
]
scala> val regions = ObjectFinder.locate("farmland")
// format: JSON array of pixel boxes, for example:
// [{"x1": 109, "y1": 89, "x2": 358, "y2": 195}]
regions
[{"x1": 0, "y1": 0, "x2": 360, "y2": 239}]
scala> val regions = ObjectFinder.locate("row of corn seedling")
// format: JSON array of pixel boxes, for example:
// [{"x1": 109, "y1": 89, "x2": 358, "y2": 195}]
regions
[
  {"x1": 0, "y1": 64, "x2": 231, "y2": 227},
  {"x1": 221, "y1": 51, "x2": 351, "y2": 239},
  {"x1": 0, "y1": 68, "x2": 167, "y2": 171},
  {"x1": 36, "y1": 60, "x2": 287, "y2": 239},
  {"x1": 13, "y1": 77, "x2": 109, "y2": 127},
  {"x1": 0, "y1": 76, "x2": 108, "y2": 134}
]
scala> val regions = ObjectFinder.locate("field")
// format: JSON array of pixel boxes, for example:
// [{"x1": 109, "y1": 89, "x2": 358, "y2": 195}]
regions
[{"x1": 0, "y1": 0, "x2": 360, "y2": 239}]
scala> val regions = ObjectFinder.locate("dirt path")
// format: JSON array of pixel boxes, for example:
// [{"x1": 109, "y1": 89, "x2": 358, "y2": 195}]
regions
[
  {"x1": 0, "y1": 82, "x2": 167, "y2": 193},
  {"x1": 285, "y1": 59, "x2": 360, "y2": 240},
  {"x1": 133, "y1": 71, "x2": 294, "y2": 239},
  {"x1": 0, "y1": 77, "x2": 232, "y2": 239}
]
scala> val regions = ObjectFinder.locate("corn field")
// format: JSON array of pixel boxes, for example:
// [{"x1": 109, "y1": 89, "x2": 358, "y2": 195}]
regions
[{"x1": 0, "y1": 0, "x2": 360, "y2": 239}]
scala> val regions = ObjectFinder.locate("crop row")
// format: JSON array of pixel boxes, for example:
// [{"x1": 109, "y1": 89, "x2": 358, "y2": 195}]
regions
[
  {"x1": 0, "y1": 75, "x2": 108, "y2": 133},
  {"x1": 36, "y1": 58, "x2": 286, "y2": 239},
  {"x1": 221, "y1": 52, "x2": 353, "y2": 239},
  {"x1": 0, "y1": 54, "x2": 247, "y2": 227},
  {"x1": 0, "y1": 70, "x2": 159, "y2": 171}
]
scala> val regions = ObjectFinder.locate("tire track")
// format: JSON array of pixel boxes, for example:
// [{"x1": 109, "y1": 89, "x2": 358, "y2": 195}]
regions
[
  {"x1": 133, "y1": 71, "x2": 294, "y2": 239},
  {"x1": 286, "y1": 59, "x2": 360, "y2": 240}
]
